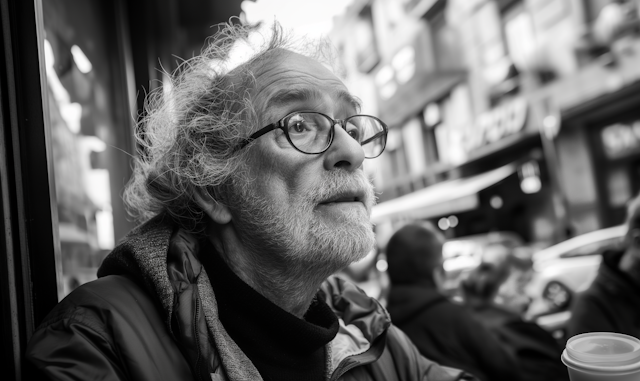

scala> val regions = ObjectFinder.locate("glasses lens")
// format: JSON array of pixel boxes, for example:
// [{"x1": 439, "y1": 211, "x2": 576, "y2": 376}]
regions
[
  {"x1": 347, "y1": 116, "x2": 388, "y2": 158},
  {"x1": 284, "y1": 112, "x2": 332, "y2": 153}
]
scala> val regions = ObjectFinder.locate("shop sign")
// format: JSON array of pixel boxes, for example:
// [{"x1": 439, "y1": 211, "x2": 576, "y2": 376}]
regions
[
  {"x1": 601, "y1": 120, "x2": 640, "y2": 159},
  {"x1": 464, "y1": 96, "x2": 528, "y2": 152}
]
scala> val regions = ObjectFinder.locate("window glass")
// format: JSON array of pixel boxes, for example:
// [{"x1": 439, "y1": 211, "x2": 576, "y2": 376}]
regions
[
  {"x1": 503, "y1": 7, "x2": 536, "y2": 70},
  {"x1": 42, "y1": 0, "x2": 134, "y2": 299},
  {"x1": 429, "y1": 9, "x2": 462, "y2": 70},
  {"x1": 355, "y1": 5, "x2": 380, "y2": 73},
  {"x1": 385, "y1": 130, "x2": 410, "y2": 181}
]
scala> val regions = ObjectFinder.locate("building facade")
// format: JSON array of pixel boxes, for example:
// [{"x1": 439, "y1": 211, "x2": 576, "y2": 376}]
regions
[{"x1": 330, "y1": 0, "x2": 640, "y2": 248}]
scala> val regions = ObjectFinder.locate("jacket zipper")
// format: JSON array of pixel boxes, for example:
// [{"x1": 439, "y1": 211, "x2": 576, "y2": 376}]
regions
[
  {"x1": 330, "y1": 355, "x2": 361, "y2": 381},
  {"x1": 329, "y1": 330, "x2": 388, "y2": 380}
]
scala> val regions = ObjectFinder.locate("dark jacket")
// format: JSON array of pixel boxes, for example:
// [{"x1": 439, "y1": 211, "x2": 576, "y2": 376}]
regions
[
  {"x1": 26, "y1": 215, "x2": 477, "y2": 381},
  {"x1": 469, "y1": 303, "x2": 568, "y2": 381},
  {"x1": 568, "y1": 250, "x2": 640, "y2": 338},
  {"x1": 387, "y1": 284, "x2": 520, "y2": 381}
]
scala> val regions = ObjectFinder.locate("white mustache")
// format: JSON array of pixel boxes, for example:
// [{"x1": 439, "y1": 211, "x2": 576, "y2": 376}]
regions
[{"x1": 312, "y1": 170, "x2": 375, "y2": 210}]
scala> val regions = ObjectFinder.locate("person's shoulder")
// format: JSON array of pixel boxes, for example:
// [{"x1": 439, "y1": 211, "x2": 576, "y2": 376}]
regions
[
  {"x1": 383, "y1": 325, "x2": 479, "y2": 381},
  {"x1": 424, "y1": 296, "x2": 470, "y2": 319},
  {"x1": 38, "y1": 275, "x2": 154, "y2": 330},
  {"x1": 64, "y1": 275, "x2": 148, "y2": 307},
  {"x1": 26, "y1": 275, "x2": 191, "y2": 380},
  {"x1": 389, "y1": 287, "x2": 465, "y2": 326},
  {"x1": 423, "y1": 300, "x2": 498, "y2": 337}
]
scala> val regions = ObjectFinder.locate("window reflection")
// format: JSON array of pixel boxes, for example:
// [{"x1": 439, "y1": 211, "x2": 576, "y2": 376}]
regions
[{"x1": 42, "y1": 0, "x2": 134, "y2": 299}]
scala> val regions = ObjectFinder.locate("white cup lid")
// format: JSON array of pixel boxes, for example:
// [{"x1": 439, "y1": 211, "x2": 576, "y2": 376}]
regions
[{"x1": 563, "y1": 332, "x2": 640, "y2": 372}]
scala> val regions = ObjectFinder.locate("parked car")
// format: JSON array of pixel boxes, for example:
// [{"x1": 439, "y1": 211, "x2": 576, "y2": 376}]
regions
[{"x1": 525, "y1": 225, "x2": 626, "y2": 321}]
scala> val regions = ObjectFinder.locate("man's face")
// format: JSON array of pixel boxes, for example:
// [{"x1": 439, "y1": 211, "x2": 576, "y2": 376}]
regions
[{"x1": 226, "y1": 50, "x2": 376, "y2": 271}]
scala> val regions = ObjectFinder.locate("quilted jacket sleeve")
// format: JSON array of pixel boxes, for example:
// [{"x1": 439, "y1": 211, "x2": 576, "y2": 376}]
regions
[
  {"x1": 26, "y1": 305, "x2": 129, "y2": 381},
  {"x1": 25, "y1": 276, "x2": 193, "y2": 381}
]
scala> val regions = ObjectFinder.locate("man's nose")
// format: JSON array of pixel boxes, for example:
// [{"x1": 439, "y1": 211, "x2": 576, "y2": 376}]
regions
[{"x1": 322, "y1": 123, "x2": 365, "y2": 171}]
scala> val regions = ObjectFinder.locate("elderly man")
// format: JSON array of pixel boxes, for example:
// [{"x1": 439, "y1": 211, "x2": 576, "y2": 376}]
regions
[
  {"x1": 26, "y1": 24, "x2": 475, "y2": 381},
  {"x1": 568, "y1": 192, "x2": 640, "y2": 338}
]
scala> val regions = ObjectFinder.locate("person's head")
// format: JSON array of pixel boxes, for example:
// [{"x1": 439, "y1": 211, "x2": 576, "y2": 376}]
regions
[
  {"x1": 386, "y1": 222, "x2": 445, "y2": 287},
  {"x1": 123, "y1": 22, "x2": 388, "y2": 273},
  {"x1": 461, "y1": 244, "x2": 511, "y2": 305}
]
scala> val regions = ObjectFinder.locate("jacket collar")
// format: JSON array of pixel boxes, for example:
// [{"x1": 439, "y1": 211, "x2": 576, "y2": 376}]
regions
[
  {"x1": 97, "y1": 213, "x2": 176, "y2": 323},
  {"x1": 321, "y1": 277, "x2": 391, "y2": 376},
  {"x1": 99, "y1": 214, "x2": 261, "y2": 380}
]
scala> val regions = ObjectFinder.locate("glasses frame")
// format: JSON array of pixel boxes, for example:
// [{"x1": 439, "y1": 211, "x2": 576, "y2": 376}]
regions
[{"x1": 237, "y1": 110, "x2": 389, "y2": 159}]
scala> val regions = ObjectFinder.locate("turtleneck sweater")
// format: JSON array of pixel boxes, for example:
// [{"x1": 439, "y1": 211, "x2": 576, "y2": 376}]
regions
[{"x1": 200, "y1": 240, "x2": 339, "y2": 381}]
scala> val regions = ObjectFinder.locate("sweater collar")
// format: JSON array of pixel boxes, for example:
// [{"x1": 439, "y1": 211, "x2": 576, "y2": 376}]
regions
[{"x1": 200, "y1": 238, "x2": 339, "y2": 356}]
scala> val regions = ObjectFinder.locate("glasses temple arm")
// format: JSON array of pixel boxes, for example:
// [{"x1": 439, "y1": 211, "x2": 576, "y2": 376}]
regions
[
  {"x1": 236, "y1": 124, "x2": 278, "y2": 150},
  {"x1": 360, "y1": 130, "x2": 387, "y2": 146}
]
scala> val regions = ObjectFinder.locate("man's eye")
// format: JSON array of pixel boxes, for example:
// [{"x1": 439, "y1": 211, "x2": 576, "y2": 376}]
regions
[
  {"x1": 290, "y1": 121, "x2": 307, "y2": 134},
  {"x1": 287, "y1": 116, "x2": 316, "y2": 135},
  {"x1": 346, "y1": 126, "x2": 361, "y2": 141}
]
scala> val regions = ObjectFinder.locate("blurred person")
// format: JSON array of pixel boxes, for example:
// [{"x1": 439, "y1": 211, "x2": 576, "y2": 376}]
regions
[
  {"x1": 386, "y1": 223, "x2": 520, "y2": 381},
  {"x1": 568, "y1": 192, "x2": 640, "y2": 338},
  {"x1": 477, "y1": 244, "x2": 532, "y2": 315},
  {"x1": 495, "y1": 247, "x2": 534, "y2": 315},
  {"x1": 461, "y1": 245, "x2": 568, "y2": 381},
  {"x1": 25, "y1": 23, "x2": 477, "y2": 381}
]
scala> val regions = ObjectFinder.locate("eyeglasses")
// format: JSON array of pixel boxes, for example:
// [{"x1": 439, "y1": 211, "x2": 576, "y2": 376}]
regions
[{"x1": 237, "y1": 111, "x2": 388, "y2": 159}]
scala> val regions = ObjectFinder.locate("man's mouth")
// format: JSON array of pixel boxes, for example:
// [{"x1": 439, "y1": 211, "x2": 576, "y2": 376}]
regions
[{"x1": 318, "y1": 191, "x2": 366, "y2": 205}]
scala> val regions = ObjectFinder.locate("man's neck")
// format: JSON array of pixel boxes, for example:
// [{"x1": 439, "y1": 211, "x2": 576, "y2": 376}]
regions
[{"x1": 206, "y1": 224, "x2": 337, "y2": 318}]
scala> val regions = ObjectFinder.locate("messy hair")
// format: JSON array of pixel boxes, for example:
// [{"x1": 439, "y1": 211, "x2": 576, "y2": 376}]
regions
[{"x1": 123, "y1": 21, "x2": 339, "y2": 232}]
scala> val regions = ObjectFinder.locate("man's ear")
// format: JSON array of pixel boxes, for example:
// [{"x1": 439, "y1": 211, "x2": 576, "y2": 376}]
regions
[{"x1": 193, "y1": 189, "x2": 232, "y2": 225}]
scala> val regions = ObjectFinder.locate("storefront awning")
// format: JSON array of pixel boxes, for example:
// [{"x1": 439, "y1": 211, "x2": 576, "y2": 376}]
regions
[{"x1": 371, "y1": 163, "x2": 517, "y2": 224}]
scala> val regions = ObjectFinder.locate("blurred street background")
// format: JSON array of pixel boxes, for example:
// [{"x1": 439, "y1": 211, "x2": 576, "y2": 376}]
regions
[{"x1": 37, "y1": 0, "x2": 640, "y2": 346}]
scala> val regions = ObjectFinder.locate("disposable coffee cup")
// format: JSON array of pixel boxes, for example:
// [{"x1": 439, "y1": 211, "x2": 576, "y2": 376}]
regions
[{"x1": 562, "y1": 332, "x2": 640, "y2": 380}]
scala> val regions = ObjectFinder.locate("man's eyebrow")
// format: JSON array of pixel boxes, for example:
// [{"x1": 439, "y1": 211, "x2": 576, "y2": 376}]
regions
[
  {"x1": 266, "y1": 88, "x2": 317, "y2": 109},
  {"x1": 337, "y1": 89, "x2": 362, "y2": 112},
  {"x1": 266, "y1": 88, "x2": 362, "y2": 112}
]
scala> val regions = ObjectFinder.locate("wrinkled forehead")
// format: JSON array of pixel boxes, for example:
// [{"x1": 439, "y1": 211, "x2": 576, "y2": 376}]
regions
[{"x1": 248, "y1": 50, "x2": 359, "y2": 124}]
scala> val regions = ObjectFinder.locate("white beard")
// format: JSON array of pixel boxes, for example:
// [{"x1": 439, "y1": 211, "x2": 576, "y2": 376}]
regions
[{"x1": 228, "y1": 169, "x2": 376, "y2": 274}]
